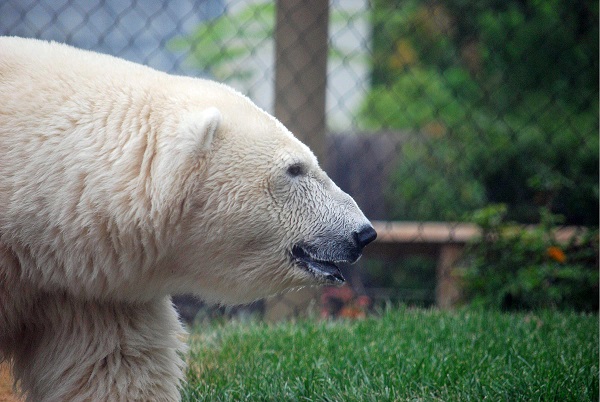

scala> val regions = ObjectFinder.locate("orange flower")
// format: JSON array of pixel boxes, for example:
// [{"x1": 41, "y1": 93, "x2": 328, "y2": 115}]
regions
[{"x1": 547, "y1": 246, "x2": 566, "y2": 263}]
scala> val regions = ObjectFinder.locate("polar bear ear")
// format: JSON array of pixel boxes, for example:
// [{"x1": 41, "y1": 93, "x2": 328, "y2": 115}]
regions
[{"x1": 178, "y1": 107, "x2": 222, "y2": 153}]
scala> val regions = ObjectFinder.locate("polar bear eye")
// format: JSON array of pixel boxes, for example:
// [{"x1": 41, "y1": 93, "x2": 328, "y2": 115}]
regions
[{"x1": 286, "y1": 163, "x2": 306, "y2": 178}]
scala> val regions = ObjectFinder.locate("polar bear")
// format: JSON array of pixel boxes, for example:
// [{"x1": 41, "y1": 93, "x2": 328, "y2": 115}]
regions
[{"x1": 0, "y1": 36, "x2": 376, "y2": 401}]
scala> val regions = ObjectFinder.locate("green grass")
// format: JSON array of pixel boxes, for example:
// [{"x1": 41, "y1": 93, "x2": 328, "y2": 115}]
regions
[{"x1": 181, "y1": 308, "x2": 599, "y2": 401}]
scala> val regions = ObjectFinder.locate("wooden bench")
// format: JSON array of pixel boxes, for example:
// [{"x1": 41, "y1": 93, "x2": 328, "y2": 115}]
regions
[{"x1": 367, "y1": 221, "x2": 585, "y2": 308}]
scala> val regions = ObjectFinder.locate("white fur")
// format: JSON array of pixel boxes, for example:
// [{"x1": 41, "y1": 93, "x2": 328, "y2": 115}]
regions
[{"x1": 0, "y1": 37, "x2": 372, "y2": 401}]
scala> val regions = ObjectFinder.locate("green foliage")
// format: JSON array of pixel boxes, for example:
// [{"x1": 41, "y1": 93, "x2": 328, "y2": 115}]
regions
[
  {"x1": 169, "y1": 3, "x2": 274, "y2": 81},
  {"x1": 181, "y1": 308, "x2": 599, "y2": 401},
  {"x1": 170, "y1": 3, "x2": 366, "y2": 83},
  {"x1": 365, "y1": 0, "x2": 598, "y2": 224},
  {"x1": 476, "y1": 0, "x2": 598, "y2": 107},
  {"x1": 461, "y1": 205, "x2": 599, "y2": 311}
]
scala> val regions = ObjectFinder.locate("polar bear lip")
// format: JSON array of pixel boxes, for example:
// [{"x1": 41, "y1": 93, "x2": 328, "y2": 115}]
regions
[{"x1": 291, "y1": 245, "x2": 346, "y2": 284}]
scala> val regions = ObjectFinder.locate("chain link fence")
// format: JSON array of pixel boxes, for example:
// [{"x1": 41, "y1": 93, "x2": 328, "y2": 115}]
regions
[{"x1": 2, "y1": 0, "x2": 597, "y2": 318}]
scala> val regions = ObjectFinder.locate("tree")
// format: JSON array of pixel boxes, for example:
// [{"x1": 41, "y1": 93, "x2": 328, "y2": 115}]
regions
[{"x1": 363, "y1": 0, "x2": 598, "y2": 224}]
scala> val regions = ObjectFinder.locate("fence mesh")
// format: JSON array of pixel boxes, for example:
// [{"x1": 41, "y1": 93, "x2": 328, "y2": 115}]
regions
[{"x1": 2, "y1": 0, "x2": 597, "y2": 316}]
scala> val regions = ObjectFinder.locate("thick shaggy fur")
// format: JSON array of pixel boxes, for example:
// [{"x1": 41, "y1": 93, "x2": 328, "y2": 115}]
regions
[{"x1": 0, "y1": 37, "x2": 373, "y2": 401}]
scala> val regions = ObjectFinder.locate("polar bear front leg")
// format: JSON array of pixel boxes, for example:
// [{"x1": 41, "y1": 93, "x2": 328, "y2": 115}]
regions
[{"x1": 12, "y1": 294, "x2": 187, "y2": 402}]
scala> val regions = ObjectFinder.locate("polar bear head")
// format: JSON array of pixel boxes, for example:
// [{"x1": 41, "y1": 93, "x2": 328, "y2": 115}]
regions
[{"x1": 159, "y1": 82, "x2": 376, "y2": 304}]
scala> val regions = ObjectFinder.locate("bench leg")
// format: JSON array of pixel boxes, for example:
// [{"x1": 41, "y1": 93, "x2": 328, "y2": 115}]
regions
[{"x1": 436, "y1": 244, "x2": 463, "y2": 309}]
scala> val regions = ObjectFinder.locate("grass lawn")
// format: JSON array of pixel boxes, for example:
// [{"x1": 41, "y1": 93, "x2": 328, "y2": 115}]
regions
[{"x1": 181, "y1": 308, "x2": 599, "y2": 401}]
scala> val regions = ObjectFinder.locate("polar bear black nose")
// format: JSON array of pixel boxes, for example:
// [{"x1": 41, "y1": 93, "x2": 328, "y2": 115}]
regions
[{"x1": 354, "y1": 225, "x2": 377, "y2": 250}]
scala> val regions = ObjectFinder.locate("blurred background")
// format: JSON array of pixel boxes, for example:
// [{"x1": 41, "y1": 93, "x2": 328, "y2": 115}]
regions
[{"x1": 2, "y1": 0, "x2": 597, "y2": 320}]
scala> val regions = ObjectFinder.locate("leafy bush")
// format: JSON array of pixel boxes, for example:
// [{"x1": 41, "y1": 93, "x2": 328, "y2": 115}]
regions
[
  {"x1": 361, "y1": 67, "x2": 488, "y2": 221},
  {"x1": 460, "y1": 205, "x2": 599, "y2": 311},
  {"x1": 169, "y1": 3, "x2": 274, "y2": 82},
  {"x1": 364, "y1": 0, "x2": 598, "y2": 224}
]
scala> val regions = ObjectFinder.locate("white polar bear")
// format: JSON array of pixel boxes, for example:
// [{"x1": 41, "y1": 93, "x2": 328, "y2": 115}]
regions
[{"x1": 0, "y1": 36, "x2": 376, "y2": 401}]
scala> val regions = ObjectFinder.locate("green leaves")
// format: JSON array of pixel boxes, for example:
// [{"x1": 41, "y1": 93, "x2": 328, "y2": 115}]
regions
[
  {"x1": 364, "y1": 0, "x2": 598, "y2": 224},
  {"x1": 461, "y1": 206, "x2": 599, "y2": 311},
  {"x1": 169, "y1": 3, "x2": 274, "y2": 81}
]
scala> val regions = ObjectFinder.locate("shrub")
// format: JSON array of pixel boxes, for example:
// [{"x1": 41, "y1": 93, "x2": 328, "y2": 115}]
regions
[
  {"x1": 364, "y1": 0, "x2": 598, "y2": 224},
  {"x1": 460, "y1": 205, "x2": 599, "y2": 311}
]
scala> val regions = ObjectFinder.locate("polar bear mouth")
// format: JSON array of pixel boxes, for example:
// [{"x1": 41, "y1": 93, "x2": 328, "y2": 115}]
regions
[{"x1": 291, "y1": 245, "x2": 345, "y2": 284}]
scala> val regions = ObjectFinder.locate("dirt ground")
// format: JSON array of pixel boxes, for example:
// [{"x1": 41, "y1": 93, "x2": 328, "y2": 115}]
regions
[{"x1": 0, "y1": 364, "x2": 21, "y2": 402}]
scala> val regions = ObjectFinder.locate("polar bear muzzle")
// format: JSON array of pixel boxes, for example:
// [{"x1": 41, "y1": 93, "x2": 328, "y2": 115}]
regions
[{"x1": 291, "y1": 225, "x2": 377, "y2": 283}]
